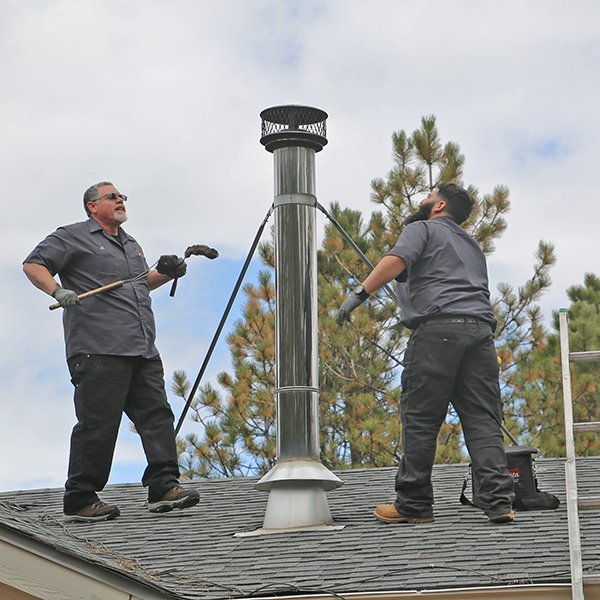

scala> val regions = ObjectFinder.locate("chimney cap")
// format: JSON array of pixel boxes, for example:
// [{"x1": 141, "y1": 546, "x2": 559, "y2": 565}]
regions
[{"x1": 260, "y1": 104, "x2": 328, "y2": 153}]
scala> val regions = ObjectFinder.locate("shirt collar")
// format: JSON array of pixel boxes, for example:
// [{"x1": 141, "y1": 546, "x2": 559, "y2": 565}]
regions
[{"x1": 86, "y1": 217, "x2": 134, "y2": 241}]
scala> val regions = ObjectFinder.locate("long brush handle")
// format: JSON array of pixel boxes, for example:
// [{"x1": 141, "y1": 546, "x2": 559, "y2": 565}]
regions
[{"x1": 49, "y1": 280, "x2": 124, "y2": 310}]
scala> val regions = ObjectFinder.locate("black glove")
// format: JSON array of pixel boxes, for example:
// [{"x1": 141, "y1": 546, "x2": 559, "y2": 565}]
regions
[
  {"x1": 157, "y1": 255, "x2": 187, "y2": 279},
  {"x1": 52, "y1": 287, "x2": 81, "y2": 308},
  {"x1": 336, "y1": 285, "x2": 370, "y2": 326}
]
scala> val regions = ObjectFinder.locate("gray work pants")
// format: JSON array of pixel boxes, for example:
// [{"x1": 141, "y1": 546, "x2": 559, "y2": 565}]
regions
[
  {"x1": 64, "y1": 354, "x2": 180, "y2": 513},
  {"x1": 395, "y1": 318, "x2": 515, "y2": 519}
]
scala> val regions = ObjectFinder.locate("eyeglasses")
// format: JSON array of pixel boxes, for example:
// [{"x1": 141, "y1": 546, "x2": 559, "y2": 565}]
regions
[{"x1": 95, "y1": 193, "x2": 128, "y2": 202}]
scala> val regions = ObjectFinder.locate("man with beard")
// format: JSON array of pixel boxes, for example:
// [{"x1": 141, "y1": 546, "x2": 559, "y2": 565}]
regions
[
  {"x1": 23, "y1": 182, "x2": 199, "y2": 523},
  {"x1": 336, "y1": 182, "x2": 515, "y2": 524}
]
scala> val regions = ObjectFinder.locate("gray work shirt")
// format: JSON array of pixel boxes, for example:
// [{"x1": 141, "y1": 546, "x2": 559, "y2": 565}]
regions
[
  {"x1": 386, "y1": 216, "x2": 496, "y2": 330},
  {"x1": 24, "y1": 218, "x2": 159, "y2": 359}
]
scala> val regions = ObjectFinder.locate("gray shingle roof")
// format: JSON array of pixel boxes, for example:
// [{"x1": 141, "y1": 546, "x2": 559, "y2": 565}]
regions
[{"x1": 1, "y1": 457, "x2": 600, "y2": 599}]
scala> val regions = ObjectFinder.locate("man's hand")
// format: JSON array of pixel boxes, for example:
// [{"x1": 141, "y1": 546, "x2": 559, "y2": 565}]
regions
[
  {"x1": 336, "y1": 288, "x2": 369, "y2": 326},
  {"x1": 52, "y1": 287, "x2": 81, "y2": 308},
  {"x1": 157, "y1": 255, "x2": 187, "y2": 279}
]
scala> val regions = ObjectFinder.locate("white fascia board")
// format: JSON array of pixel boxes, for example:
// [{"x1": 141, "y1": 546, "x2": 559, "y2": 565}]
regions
[{"x1": 0, "y1": 527, "x2": 177, "y2": 600}]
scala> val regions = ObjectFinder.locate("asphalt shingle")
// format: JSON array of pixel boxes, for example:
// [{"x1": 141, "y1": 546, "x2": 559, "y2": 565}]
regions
[{"x1": 1, "y1": 457, "x2": 599, "y2": 599}]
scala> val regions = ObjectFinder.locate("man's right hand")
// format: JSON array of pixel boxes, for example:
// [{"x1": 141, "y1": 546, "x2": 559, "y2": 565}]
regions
[{"x1": 52, "y1": 287, "x2": 81, "y2": 308}]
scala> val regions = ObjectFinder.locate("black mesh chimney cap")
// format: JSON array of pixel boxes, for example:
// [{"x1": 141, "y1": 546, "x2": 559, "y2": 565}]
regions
[{"x1": 260, "y1": 105, "x2": 328, "y2": 153}]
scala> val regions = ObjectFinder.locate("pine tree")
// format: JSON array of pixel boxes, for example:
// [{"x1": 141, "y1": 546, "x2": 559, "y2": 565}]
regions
[
  {"x1": 175, "y1": 115, "x2": 555, "y2": 477},
  {"x1": 318, "y1": 203, "x2": 405, "y2": 469},
  {"x1": 506, "y1": 273, "x2": 600, "y2": 456},
  {"x1": 175, "y1": 246, "x2": 277, "y2": 478}
]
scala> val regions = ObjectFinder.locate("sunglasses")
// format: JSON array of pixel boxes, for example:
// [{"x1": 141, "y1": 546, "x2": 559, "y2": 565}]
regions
[{"x1": 96, "y1": 193, "x2": 128, "y2": 202}]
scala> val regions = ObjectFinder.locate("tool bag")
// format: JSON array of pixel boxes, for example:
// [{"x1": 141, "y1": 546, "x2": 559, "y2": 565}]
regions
[{"x1": 460, "y1": 446, "x2": 560, "y2": 511}]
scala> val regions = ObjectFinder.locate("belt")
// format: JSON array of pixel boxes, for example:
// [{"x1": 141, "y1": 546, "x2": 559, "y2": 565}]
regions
[{"x1": 422, "y1": 316, "x2": 479, "y2": 325}]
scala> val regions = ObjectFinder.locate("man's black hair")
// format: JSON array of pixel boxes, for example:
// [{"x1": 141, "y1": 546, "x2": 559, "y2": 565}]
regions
[{"x1": 436, "y1": 182, "x2": 474, "y2": 225}]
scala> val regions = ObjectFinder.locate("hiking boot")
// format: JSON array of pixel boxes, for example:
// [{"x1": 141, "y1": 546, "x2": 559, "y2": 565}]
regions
[
  {"x1": 374, "y1": 503, "x2": 434, "y2": 524},
  {"x1": 64, "y1": 501, "x2": 120, "y2": 524},
  {"x1": 148, "y1": 485, "x2": 199, "y2": 513},
  {"x1": 488, "y1": 510, "x2": 515, "y2": 524}
]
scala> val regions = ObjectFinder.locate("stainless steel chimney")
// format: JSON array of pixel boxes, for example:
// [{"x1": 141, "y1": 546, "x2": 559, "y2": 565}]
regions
[{"x1": 254, "y1": 105, "x2": 343, "y2": 532}]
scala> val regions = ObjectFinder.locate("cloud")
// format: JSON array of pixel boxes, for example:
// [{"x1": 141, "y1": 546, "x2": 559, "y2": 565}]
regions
[{"x1": 2, "y1": 0, "x2": 600, "y2": 492}]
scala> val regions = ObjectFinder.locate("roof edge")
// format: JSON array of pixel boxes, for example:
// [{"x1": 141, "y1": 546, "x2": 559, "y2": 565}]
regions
[
  {"x1": 241, "y1": 583, "x2": 596, "y2": 600},
  {"x1": 0, "y1": 525, "x2": 181, "y2": 600}
]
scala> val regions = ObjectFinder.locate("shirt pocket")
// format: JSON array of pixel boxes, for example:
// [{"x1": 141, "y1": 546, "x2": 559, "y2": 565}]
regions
[
  {"x1": 125, "y1": 248, "x2": 149, "y2": 279},
  {"x1": 91, "y1": 253, "x2": 121, "y2": 284}
]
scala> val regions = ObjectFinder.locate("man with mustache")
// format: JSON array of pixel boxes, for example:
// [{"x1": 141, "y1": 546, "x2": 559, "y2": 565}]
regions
[
  {"x1": 23, "y1": 182, "x2": 199, "y2": 523},
  {"x1": 337, "y1": 182, "x2": 515, "y2": 524}
]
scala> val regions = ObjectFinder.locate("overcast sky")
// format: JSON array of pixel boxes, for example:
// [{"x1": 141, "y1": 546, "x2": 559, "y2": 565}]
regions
[{"x1": 2, "y1": 0, "x2": 599, "y2": 494}]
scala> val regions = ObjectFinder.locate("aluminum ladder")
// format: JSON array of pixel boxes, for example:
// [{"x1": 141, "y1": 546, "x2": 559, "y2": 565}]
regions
[{"x1": 559, "y1": 308, "x2": 600, "y2": 600}]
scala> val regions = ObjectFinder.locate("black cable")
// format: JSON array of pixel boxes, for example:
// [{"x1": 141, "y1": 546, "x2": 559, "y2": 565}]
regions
[
  {"x1": 241, "y1": 582, "x2": 347, "y2": 600},
  {"x1": 232, "y1": 561, "x2": 568, "y2": 600},
  {"x1": 347, "y1": 320, "x2": 404, "y2": 368},
  {"x1": 176, "y1": 201, "x2": 384, "y2": 435},
  {"x1": 174, "y1": 204, "x2": 274, "y2": 435},
  {"x1": 315, "y1": 201, "x2": 397, "y2": 304},
  {"x1": 175, "y1": 199, "x2": 518, "y2": 447}
]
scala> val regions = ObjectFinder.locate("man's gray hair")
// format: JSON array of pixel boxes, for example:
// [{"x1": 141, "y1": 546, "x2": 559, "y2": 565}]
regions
[{"x1": 83, "y1": 181, "x2": 113, "y2": 217}]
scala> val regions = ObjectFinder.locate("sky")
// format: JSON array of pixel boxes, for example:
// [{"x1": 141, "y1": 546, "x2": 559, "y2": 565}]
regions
[{"x1": 2, "y1": 0, "x2": 599, "y2": 493}]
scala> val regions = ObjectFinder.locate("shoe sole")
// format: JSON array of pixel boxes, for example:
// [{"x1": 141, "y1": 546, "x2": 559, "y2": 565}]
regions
[
  {"x1": 64, "y1": 509, "x2": 120, "y2": 524},
  {"x1": 489, "y1": 513, "x2": 515, "y2": 524},
  {"x1": 148, "y1": 494, "x2": 199, "y2": 514},
  {"x1": 374, "y1": 511, "x2": 434, "y2": 524}
]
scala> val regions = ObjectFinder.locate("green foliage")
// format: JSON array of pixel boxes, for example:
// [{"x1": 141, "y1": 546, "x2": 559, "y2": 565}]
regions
[
  {"x1": 504, "y1": 273, "x2": 600, "y2": 456},
  {"x1": 174, "y1": 248, "x2": 277, "y2": 478},
  {"x1": 318, "y1": 203, "x2": 405, "y2": 469},
  {"x1": 494, "y1": 240, "x2": 556, "y2": 442},
  {"x1": 174, "y1": 115, "x2": 557, "y2": 477}
]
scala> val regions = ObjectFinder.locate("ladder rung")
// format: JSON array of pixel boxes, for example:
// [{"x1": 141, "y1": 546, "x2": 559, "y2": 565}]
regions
[
  {"x1": 578, "y1": 496, "x2": 600, "y2": 509},
  {"x1": 573, "y1": 422, "x2": 600, "y2": 434},
  {"x1": 570, "y1": 350, "x2": 600, "y2": 363}
]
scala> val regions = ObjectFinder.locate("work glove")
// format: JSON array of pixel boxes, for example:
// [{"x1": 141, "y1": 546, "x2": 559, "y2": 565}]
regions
[
  {"x1": 157, "y1": 255, "x2": 187, "y2": 279},
  {"x1": 336, "y1": 286, "x2": 370, "y2": 326},
  {"x1": 52, "y1": 287, "x2": 81, "y2": 308}
]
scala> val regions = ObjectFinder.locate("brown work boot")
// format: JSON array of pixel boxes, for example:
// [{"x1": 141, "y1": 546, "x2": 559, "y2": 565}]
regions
[
  {"x1": 374, "y1": 503, "x2": 434, "y2": 524},
  {"x1": 148, "y1": 485, "x2": 199, "y2": 513},
  {"x1": 64, "y1": 501, "x2": 120, "y2": 523},
  {"x1": 488, "y1": 510, "x2": 515, "y2": 524}
]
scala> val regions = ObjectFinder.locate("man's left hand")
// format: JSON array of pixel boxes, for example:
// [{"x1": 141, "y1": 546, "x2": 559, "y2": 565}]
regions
[
  {"x1": 336, "y1": 291, "x2": 366, "y2": 326},
  {"x1": 157, "y1": 255, "x2": 187, "y2": 279}
]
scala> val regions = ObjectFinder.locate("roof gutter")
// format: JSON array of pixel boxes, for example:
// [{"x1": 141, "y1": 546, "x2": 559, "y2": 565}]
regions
[{"x1": 242, "y1": 583, "x2": 600, "y2": 600}]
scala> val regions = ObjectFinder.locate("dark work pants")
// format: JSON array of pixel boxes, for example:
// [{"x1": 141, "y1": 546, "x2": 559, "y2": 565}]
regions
[
  {"x1": 64, "y1": 354, "x2": 180, "y2": 513},
  {"x1": 395, "y1": 319, "x2": 515, "y2": 519}
]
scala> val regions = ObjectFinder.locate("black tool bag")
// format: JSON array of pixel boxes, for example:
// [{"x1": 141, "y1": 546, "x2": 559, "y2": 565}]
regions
[{"x1": 460, "y1": 446, "x2": 560, "y2": 511}]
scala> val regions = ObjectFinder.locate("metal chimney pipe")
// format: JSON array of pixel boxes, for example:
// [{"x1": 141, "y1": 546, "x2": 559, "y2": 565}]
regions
[{"x1": 254, "y1": 105, "x2": 343, "y2": 531}]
